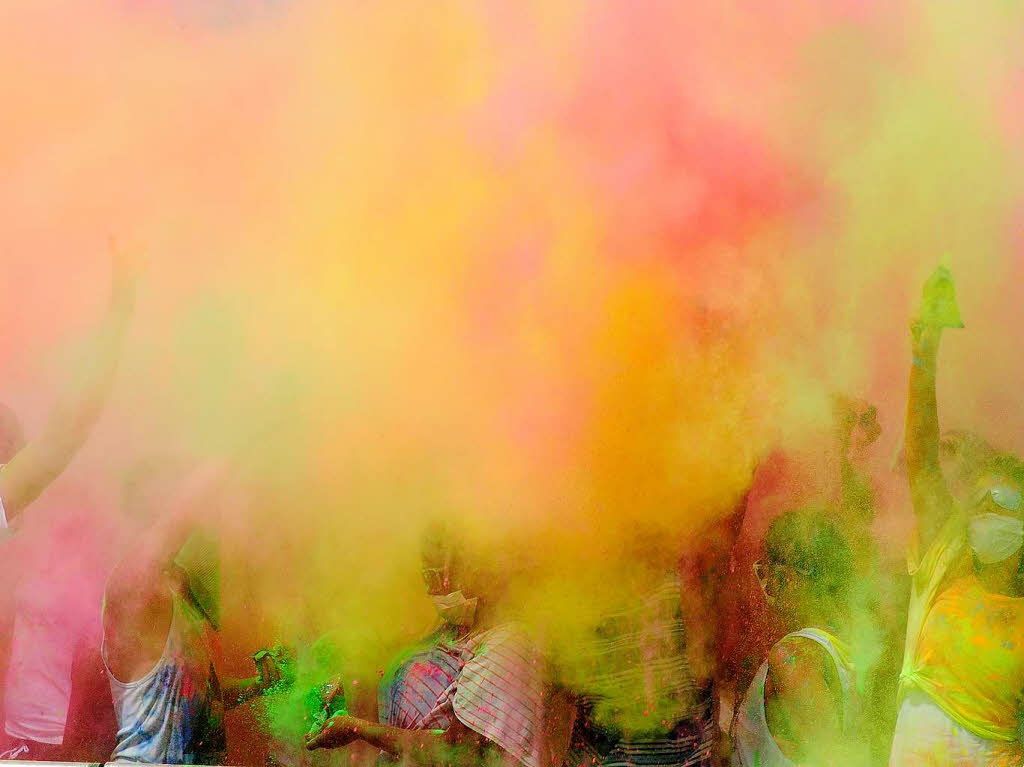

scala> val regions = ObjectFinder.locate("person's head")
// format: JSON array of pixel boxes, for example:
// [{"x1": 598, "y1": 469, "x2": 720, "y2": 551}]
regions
[
  {"x1": 965, "y1": 454, "x2": 1024, "y2": 579},
  {"x1": 419, "y1": 520, "x2": 489, "y2": 629},
  {"x1": 940, "y1": 430, "x2": 998, "y2": 502},
  {"x1": 0, "y1": 403, "x2": 26, "y2": 465},
  {"x1": 420, "y1": 520, "x2": 469, "y2": 595},
  {"x1": 754, "y1": 507, "x2": 853, "y2": 627}
]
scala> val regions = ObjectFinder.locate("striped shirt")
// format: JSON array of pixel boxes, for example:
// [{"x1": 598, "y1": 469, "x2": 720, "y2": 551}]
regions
[
  {"x1": 378, "y1": 623, "x2": 548, "y2": 767},
  {"x1": 455, "y1": 624, "x2": 548, "y2": 767},
  {"x1": 568, "y1": 719, "x2": 714, "y2": 767},
  {"x1": 378, "y1": 629, "x2": 468, "y2": 730},
  {"x1": 567, "y1": 575, "x2": 714, "y2": 767}
]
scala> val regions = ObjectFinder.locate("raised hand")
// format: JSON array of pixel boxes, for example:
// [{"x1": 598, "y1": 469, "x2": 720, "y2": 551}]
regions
[
  {"x1": 252, "y1": 646, "x2": 292, "y2": 694},
  {"x1": 302, "y1": 676, "x2": 347, "y2": 740},
  {"x1": 912, "y1": 265, "x2": 963, "y2": 333},
  {"x1": 832, "y1": 394, "x2": 881, "y2": 457}
]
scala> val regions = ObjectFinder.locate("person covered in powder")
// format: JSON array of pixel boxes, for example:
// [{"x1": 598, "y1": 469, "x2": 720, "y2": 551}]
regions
[
  {"x1": 0, "y1": 241, "x2": 137, "y2": 761},
  {"x1": 559, "y1": 508, "x2": 749, "y2": 767},
  {"x1": 716, "y1": 391, "x2": 885, "y2": 760},
  {"x1": 730, "y1": 507, "x2": 866, "y2": 767},
  {"x1": 101, "y1": 458, "x2": 286, "y2": 765},
  {"x1": 888, "y1": 266, "x2": 1024, "y2": 766},
  {"x1": 829, "y1": 393, "x2": 903, "y2": 766},
  {"x1": 305, "y1": 520, "x2": 574, "y2": 767}
]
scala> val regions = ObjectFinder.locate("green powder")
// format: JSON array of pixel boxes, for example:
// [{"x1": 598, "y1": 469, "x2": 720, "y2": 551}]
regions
[{"x1": 252, "y1": 633, "x2": 348, "y2": 741}]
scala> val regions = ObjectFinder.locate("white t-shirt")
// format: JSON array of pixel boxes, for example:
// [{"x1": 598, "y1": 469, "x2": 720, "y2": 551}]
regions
[{"x1": 3, "y1": 573, "x2": 80, "y2": 745}]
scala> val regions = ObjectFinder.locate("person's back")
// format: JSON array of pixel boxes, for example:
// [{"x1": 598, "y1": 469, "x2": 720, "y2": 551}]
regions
[
  {"x1": 103, "y1": 461, "x2": 287, "y2": 764},
  {"x1": 102, "y1": 579, "x2": 225, "y2": 764},
  {"x1": 101, "y1": 462, "x2": 229, "y2": 766},
  {"x1": 565, "y1": 573, "x2": 714, "y2": 767},
  {"x1": 732, "y1": 627, "x2": 857, "y2": 767},
  {"x1": 730, "y1": 508, "x2": 866, "y2": 767}
]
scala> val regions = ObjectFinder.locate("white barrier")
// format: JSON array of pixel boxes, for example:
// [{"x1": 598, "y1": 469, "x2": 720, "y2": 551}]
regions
[
  {"x1": 0, "y1": 761, "x2": 236, "y2": 766},
  {"x1": 0, "y1": 762, "x2": 102, "y2": 767},
  {"x1": 0, "y1": 761, "x2": 237, "y2": 766}
]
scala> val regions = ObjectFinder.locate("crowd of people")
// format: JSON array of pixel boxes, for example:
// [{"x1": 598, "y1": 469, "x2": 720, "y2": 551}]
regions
[{"x1": 2, "y1": 254, "x2": 1024, "y2": 767}]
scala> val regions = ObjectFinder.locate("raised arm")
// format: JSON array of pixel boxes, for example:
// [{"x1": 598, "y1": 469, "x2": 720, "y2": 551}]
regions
[
  {"x1": 108, "y1": 461, "x2": 229, "y2": 595},
  {"x1": 0, "y1": 240, "x2": 138, "y2": 523},
  {"x1": 832, "y1": 394, "x2": 880, "y2": 524},
  {"x1": 222, "y1": 669, "x2": 282, "y2": 710},
  {"x1": 103, "y1": 462, "x2": 229, "y2": 681},
  {"x1": 906, "y1": 266, "x2": 961, "y2": 552}
]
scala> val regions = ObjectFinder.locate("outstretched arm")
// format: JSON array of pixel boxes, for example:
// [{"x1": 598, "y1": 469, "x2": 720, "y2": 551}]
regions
[
  {"x1": 222, "y1": 648, "x2": 288, "y2": 709},
  {"x1": 906, "y1": 267, "x2": 961, "y2": 552},
  {"x1": 223, "y1": 676, "x2": 272, "y2": 710},
  {"x1": 0, "y1": 240, "x2": 138, "y2": 523},
  {"x1": 306, "y1": 715, "x2": 493, "y2": 767}
]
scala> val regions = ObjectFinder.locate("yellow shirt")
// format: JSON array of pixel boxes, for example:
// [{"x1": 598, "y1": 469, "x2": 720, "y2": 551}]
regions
[{"x1": 900, "y1": 511, "x2": 1024, "y2": 741}]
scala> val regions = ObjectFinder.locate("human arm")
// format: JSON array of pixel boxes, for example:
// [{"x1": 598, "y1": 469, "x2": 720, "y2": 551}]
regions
[
  {"x1": 906, "y1": 267, "x2": 961, "y2": 552},
  {"x1": 102, "y1": 463, "x2": 230, "y2": 681},
  {"x1": 305, "y1": 715, "x2": 492, "y2": 766},
  {"x1": 222, "y1": 676, "x2": 271, "y2": 710},
  {"x1": 221, "y1": 647, "x2": 288, "y2": 709},
  {"x1": 0, "y1": 239, "x2": 138, "y2": 522},
  {"x1": 832, "y1": 395, "x2": 880, "y2": 523}
]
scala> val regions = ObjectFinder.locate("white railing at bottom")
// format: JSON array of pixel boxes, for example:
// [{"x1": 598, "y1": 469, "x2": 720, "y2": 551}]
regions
[
  {"x1": 0, "y1": 762, "x2": 102, "y2": 767},
  {"x1": 0, "y1": 762, "x2": 209, "y2": 767}
]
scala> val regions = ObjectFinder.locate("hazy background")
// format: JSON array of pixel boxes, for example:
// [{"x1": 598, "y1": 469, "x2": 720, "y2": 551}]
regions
[{"x1": 3, "y1": 0, "x2": 1024, "y2": 761}]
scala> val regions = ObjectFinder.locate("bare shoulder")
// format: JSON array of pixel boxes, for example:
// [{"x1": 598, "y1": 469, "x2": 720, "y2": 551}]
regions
[
  {"x1": 767, "y1": 636, "x2": 835, "y2": 694},
  {"x1": 104, "y1": 558, "x2": 172, "y2": 636},
  {"x1": 103, "y1": 562, "x2": 173, "y2": 682}
]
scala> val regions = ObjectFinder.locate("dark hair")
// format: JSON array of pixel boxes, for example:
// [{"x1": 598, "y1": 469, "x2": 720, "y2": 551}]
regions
[
  {"x1": 420, "y1": 519, "x2": 464, "y2": 565},
  {"x1": 976, "y1": 453, "x2": 1024, "y2": 493},
  {"x1": 764, "y1": 507, "x2": 853, "y2": 601},
  {"x1": 419, "y1": 520, "x2": 513, "y2": 604}
]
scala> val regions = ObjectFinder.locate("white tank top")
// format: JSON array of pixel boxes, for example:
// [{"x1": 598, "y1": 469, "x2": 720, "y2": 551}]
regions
[
  {"x1": 731, "y1": 628, "x2": 855, "y2": 767},
  {"x1": 102, "y1": 589, "x2": 225, "y2": 764}
]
